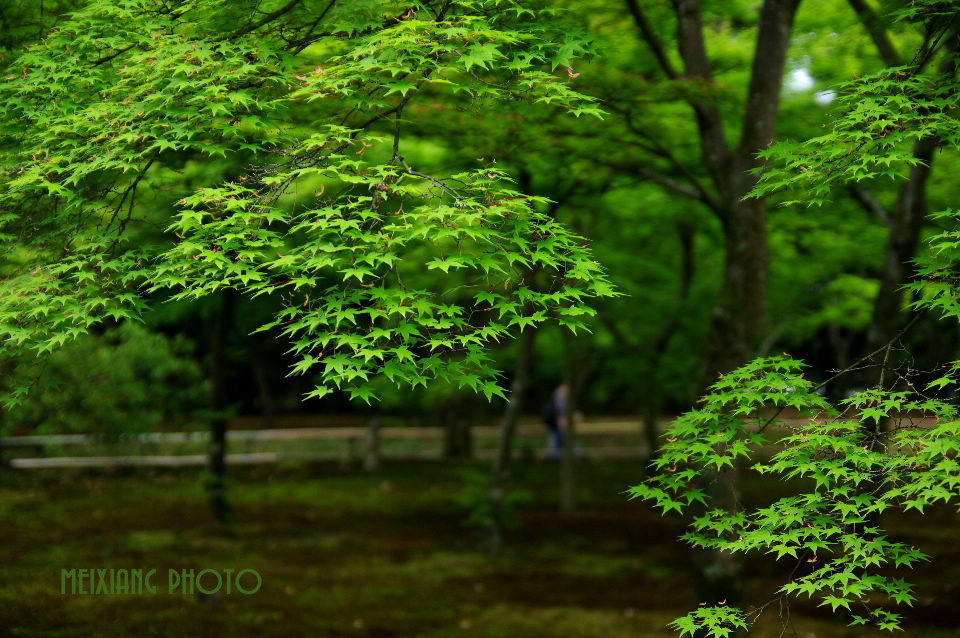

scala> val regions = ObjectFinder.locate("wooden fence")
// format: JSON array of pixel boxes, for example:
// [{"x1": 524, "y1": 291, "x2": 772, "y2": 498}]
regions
[{"x1": 0, "y1": 419, "x2": 652, "y2": 469}]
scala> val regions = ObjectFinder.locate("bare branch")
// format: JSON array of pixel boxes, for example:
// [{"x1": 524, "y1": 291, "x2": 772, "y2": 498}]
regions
[
  {"x1": 849, "y1": 184, "x2": 891, "y2": 227},
  {"x1": 635, "y1": 164, "x2": 714, "y2": 205},
  {"x1": 624, "y1": 0, "x2": 679, "y2": 79},
  {"x1": 669, "y1": 0, "x2": 731, "y2": 180},
  {"x1": 602, "y1": 100, "x2": 717, "y2": 203},
  {"x1": 847, "y1": 0, "x2": 900, "y2": 66},
  {"x1": 593, "y1": 153, "x2": 718, "y2": 210},
  {"x1": 230, "y1": 0, "x2": 303, "y2": 41},
  {"x1": 289, "y1": 0, "x2": 338, "y2": 54}
]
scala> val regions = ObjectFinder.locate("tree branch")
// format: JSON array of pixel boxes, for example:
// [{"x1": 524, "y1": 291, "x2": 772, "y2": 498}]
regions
[
  {"x1": 91, "y1": 43, "x2": 137, "y2": 67},
  {"x1": 288, "y1": 0, "x2": 338, "y2": 54},
  {"x1": 602, "y1": 100, "x2": 720, "y2": 209},
  {"x1": 669, "y1": 0, "x2": 731, "y2": 182},
  {"x1": 849, "y1": 184, "x2": 891, "y2": 227},
  {"x1": 624, "y1": 0, "x2": 679, "y2": 79},
  {"x1": 636, "y1": 164, "x2": 714, "y2": 204},
  {"x1": 230, "y1": 0, "x2": 303, "y2": 40},
  {"x1": 847, "y1": 0, "x2": 900, "y2": 66},
  {"x1": 596, "y1": 157, "x2": 717, "y2": 206},
  {"x1": 756, "y1": 312, "x2": 924, "y2": 434}
]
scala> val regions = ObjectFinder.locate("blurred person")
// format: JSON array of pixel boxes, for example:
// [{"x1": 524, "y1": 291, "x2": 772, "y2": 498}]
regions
[{"x1": 542, "y1": 382, "x2": 569, "y2": 460}]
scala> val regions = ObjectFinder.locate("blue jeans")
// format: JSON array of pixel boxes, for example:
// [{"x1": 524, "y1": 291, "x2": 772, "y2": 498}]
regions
[{"x1": 547, "y1": 428, "x2": 564, "y2": 459}]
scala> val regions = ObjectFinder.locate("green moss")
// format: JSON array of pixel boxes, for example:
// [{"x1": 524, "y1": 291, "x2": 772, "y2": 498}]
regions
[{"x1": 0, "y1": 461, "x2": 956, "y2": 637}]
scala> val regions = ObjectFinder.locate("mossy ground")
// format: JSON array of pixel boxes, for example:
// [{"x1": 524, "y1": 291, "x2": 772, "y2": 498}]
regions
[{"x1": 0, "y1": 459, "x2": 957, "y2": 637}]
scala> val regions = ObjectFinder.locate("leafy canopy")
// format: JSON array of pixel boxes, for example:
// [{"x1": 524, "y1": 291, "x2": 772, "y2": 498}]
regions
[{"x1": 0, "y1": 0, "x2": 613, "y2": 406}]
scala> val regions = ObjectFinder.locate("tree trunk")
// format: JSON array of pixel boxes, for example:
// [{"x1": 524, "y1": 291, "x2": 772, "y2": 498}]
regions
[
  {"x1": 693, "y1": 2, "x2": 799, "y2": 623},
  {"x1": 848, "y1": 0, "x2": 957, "y2": 366},
  {"x1": 629, "y1": 1, "x2": 800, "y2": 626},
  {"x1": 641, "y1": 389, "x2": 662, "y2": 467},
  {"x1": 364, "y1": 415, "x2": 381, "y2": 473},
  {"x1": 867, "y1": 138, "x2": 935, "y2": 349},
  {"x1": 442, "y1": 395, "x2": 473, "y2": 459},
  {"x1": 488, "y1": 327, "x2": 537, "y2": 555},
  {"x1": 689, "y1": 163, "x2": 770, "y2": 638},
  {"x1": 560, "y1": 337, "x2": 580, "y2": 515},
  {"x1": 691, "y1": 463, "x2": 742, "y2": 605},
  {"x1": 207, "y1": 291, "x2": 234, "y2": 525},
  {"x1": 858, "y1": 33, "x2": 958, "y2": 385},
  {"x1": 702, "y1": 195, "x2": 769, "y2": 381},
  {"x1": 866, "y1": 88, "x2": 954, "y2": 352},
  {"x1": 247, "y1": 334, "x2": 276, "y2": 429}
]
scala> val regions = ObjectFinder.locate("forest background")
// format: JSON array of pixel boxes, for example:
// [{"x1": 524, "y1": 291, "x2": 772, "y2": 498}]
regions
[{"x1": 2, "y1": 1, "x2": 960, "y2": 637}]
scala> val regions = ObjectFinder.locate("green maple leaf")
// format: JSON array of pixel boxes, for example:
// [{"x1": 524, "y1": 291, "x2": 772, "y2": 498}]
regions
[{"x1": 461, "y1": 43, "x2": 504, "y2": 71}]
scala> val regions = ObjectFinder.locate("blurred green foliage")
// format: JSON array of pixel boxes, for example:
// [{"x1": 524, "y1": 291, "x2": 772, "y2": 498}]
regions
[{"x1": 1, "y1": 323, "x2": 206, "y2": 437}]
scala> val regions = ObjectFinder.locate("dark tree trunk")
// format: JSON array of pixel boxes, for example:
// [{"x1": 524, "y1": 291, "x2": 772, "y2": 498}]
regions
[
  {"x1": 641, "y1": 390, "x2": 662, "y2": 466},
  {"x1": 858, "y1": 32, "x2": 957, "y2": 371},
  {"x1": 691, "y1": 464, "x2": 742, "y2": 605},
  {"x1": 627, "y1": 1, "x2": 801, "y2": 626},
  {"x1": 681, "y1": 1, "x2": 800, "y2": 623},
  {"x1": 853, "y1": 41, "x2": 958, "y2": 531},
  {"x1": 364, "y1": 415, "x2": 381, "y2": 473},
  {"x1": 866, "y1": 142, "x2": 933, "y2": 352},
  {"x1": 702, "y1": 195, "x2": 769, "y2": 380},
  {"x1": 559, "y1": 334, "x2": 582, "y2": 515},
  {"x1": 488, "y1": 327, "x2": 537, "y2": 555},
  {"x1": 442, "y1": 395, "x2": 473, "y2": 459},
  {"x1": 701, "y1": 0, "x2": 800, "y2": 377},
  {"x1": 207, "y1": 291, "x2": 235, "y2": 525},
  {"x1": 247, "y1": 334, "x2": 276, "y2": 428}
]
